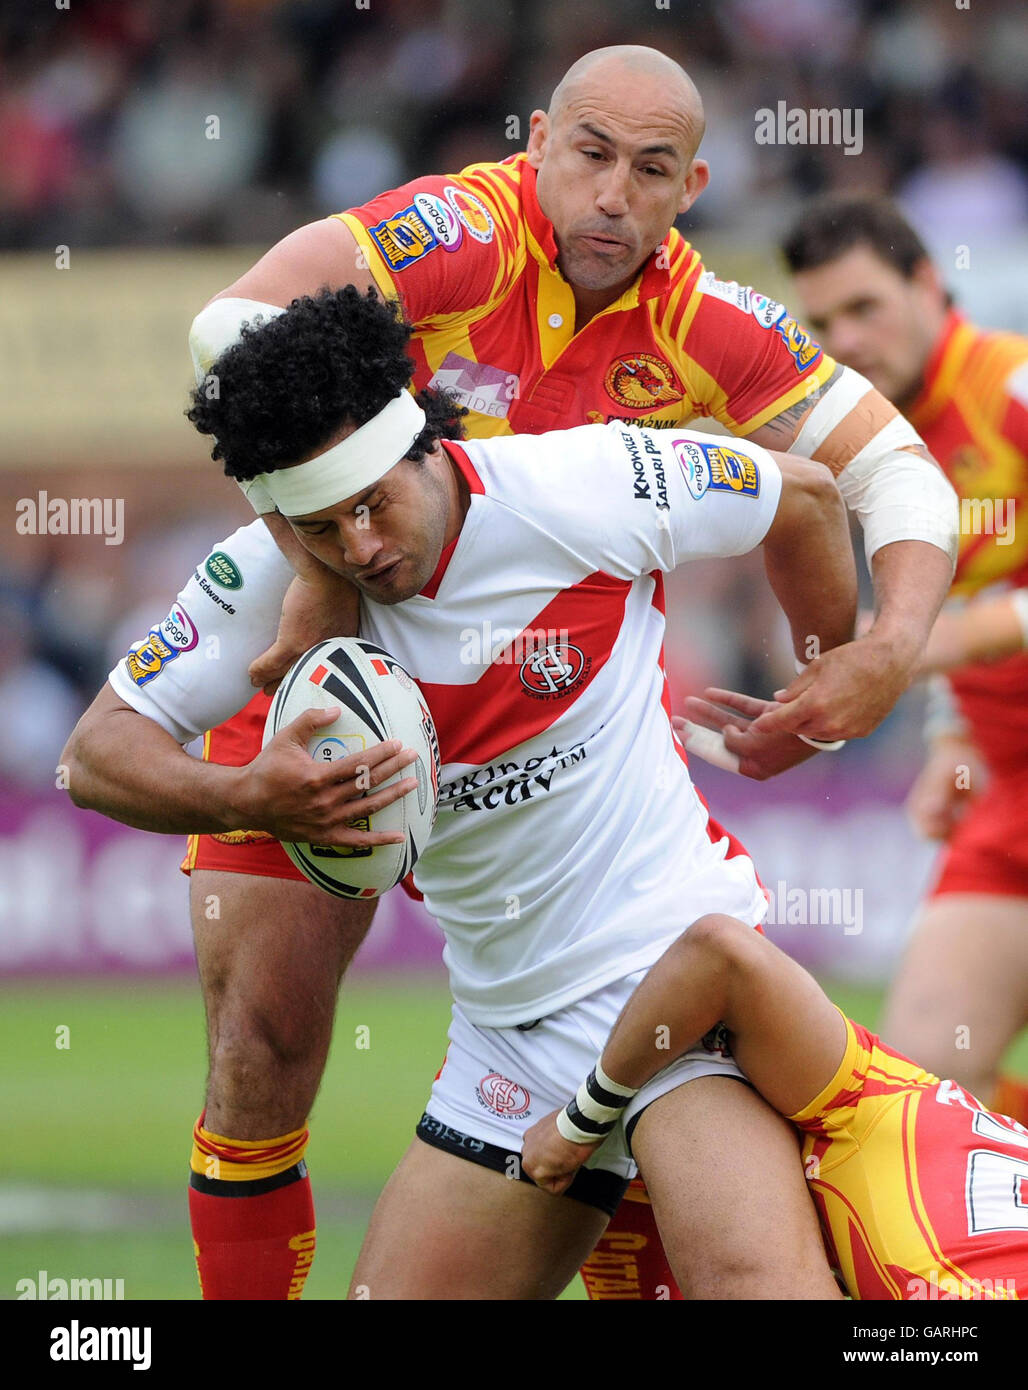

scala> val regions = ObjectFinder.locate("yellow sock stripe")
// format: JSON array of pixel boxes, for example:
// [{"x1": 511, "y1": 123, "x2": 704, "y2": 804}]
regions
[{"x1": 190, "y1": 1120, "x2": 309, "y2": 1182}]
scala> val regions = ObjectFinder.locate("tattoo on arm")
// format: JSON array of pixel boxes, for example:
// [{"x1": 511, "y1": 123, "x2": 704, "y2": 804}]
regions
[{"x1": 756, "y1": 364, "x2": 845, "y2": 446}]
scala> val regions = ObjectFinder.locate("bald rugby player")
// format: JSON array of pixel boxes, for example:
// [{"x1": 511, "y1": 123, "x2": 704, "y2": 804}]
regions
[{"x1": 172, "y1": 47, "x2": 956, "y2": 1299}]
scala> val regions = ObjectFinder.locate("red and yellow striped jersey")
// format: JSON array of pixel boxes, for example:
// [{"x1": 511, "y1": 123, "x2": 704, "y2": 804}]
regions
[
  {"x1": 335, "y1": 152, "x2": 836, "y2": 442},
  {"x1": 791, "y1": 1012, "x2": 1028, "y2": 1300},
  {"x1": 910, "y1": 310, "x2": 1028, "y2": 771}
]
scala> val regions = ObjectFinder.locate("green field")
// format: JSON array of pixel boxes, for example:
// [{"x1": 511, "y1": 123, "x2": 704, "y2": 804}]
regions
[{"x1": 3, "y1": 978, "x2": 1026, "y2": 1301}]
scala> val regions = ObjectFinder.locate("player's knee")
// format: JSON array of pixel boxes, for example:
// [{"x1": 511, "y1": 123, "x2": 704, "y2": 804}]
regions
[
  {"x1": 683, "y1": 912, "x2": 755, "y2": 972},
  {"x1": 682, "y1": 1244, "x2": 775, "y2": 1293},
  {"x1": 211, "y1": 1000, "x2": 327, "y2": 1077}
]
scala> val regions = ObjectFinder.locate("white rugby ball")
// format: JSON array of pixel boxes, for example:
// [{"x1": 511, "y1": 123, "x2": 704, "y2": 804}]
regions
[{"x1": 262, "y1": 637, "x2": 441, "y2": 899}]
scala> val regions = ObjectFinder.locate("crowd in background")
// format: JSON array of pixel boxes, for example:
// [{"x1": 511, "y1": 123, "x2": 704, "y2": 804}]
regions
[
  {"x1": 2, "y1": 0, "x2": 1026, "y2": 253},
  {"x1": 4, "y1": 0, "x2": 1025, "y2": 788}
]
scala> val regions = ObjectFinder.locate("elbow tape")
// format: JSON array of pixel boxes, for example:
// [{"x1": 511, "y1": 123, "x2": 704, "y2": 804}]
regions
[
  {"x1": 189, "y1": 298, "x2": 287, "y2": 516},
  {"x1": 836, "y1": 418, "x2": 959, "y2": 569}
]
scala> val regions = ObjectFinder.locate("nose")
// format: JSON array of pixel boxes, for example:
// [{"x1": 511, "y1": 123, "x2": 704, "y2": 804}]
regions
[
  {"x1": 337, "y1": 518, "x2": 381, "y2": 569},
  {"x1": 596, "y1": 159, "x2": 631, "y2": 217}
]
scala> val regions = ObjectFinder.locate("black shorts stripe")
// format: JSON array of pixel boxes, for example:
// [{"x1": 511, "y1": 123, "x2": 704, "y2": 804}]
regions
[
  {"x1": 415, "y1": 1112, "x2": 628, "y2": 1218},
  {"x1": 188, "y1": 1158, "x2": 308, "y2": 1198}
]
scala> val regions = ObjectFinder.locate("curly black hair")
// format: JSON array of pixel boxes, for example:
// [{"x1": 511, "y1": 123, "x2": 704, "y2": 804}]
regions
[{"x1": 186, "y1": 285, "x2": 466, "y2": 481}]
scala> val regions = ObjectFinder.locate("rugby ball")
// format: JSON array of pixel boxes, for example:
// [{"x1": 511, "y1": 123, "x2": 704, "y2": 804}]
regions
[{"x1": 262, "y1": 638, "x2": 441, "y2": 898}]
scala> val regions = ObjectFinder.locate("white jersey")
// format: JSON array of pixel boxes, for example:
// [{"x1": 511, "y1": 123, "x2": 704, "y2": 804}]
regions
[{"x1": 109, "y1": 423, "x2": 781, "y2": 1025}]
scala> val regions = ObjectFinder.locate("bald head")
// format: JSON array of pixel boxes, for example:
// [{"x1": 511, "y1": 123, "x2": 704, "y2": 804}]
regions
[
  {"x1": 526, "y1": 45, "x2": 710, "y2": 311},
  {"x1": 548, "y1": 46, "x2": 705, "y2": 154}
]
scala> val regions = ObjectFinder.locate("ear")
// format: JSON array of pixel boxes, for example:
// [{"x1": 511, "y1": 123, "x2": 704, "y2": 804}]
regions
[
  {"x1": 678, "y1": 159, "x2": 710, "y2": 216},
  {"x1": 526, "y1": 110, "x2": 549, "y2": 169}
]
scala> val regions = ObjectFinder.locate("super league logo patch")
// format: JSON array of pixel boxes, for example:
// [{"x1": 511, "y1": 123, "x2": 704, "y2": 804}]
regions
[
  {"x1": 368, "y1": 204, "x2": 439, "y2": 271},
  {"x1": 672, "y1": 440, "x2": 760, "y2": 499},
  {"x1": 774, "y1": 313, "x2": 823, "y2": 371},
  {"x1": 125, "y1": 604, "x2": 198, "y2": 686}
]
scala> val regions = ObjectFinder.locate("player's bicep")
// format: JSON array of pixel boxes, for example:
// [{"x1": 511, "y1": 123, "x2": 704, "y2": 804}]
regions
[
  {"x1": 107, "y1": 522, "x2": 292, "y2": 744},
  {"x1": 70, "y1": 681, "x2": 180, "y2": 756},
  {"x1": 217, "y1": 217, "x2": 379, "y2": 308},
  {"x1": 749, "y1": 367, "x2": 905, "y2": 476}
]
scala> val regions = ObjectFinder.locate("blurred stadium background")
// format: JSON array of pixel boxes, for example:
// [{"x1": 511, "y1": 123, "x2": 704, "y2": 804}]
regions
[{"x1": 2, "y1": 0, "x2": 1027, "y2": 1300}]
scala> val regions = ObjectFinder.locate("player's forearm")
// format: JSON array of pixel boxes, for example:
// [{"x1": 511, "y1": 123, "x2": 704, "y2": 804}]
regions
[
  {"x1": 260, "y1": 510, "x2": 338, "y2": 586},
  {"x1": 554, "y1": 918, "x2": 847, "y2": 1152},
  {"x1": 866, "y1": 539, "x2": 953, "y2": 671},
  {"x1": 921, "y1": 591, "x2": 1028, "y2": 675},
  {"x1": 63, "y1": 699, "x2": 247, "y2": 835},
  {"x1": 763, "y1": 458, "x2": 857, "y2": 663}
]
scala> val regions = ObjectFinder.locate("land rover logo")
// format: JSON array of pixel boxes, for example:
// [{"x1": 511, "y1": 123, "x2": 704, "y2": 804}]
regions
[{"x1": 205, "y1": 552, "x2": 243, "y2": 589}]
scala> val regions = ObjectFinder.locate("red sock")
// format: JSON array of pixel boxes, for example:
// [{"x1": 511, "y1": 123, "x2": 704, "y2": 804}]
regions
[
  {"x1": 991, "y1": 1074, "x2": 1028, "y2": 1127},
  {"x1": 188, "y1": 1116, "x2": 316, "y2": 1300},
  {"x1": 580, "y1": 1178, "x2": 684, "y2": 1300}
]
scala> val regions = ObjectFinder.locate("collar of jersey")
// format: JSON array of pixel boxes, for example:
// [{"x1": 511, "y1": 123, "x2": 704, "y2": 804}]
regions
[
  {"x1": 413, "y1": 440, "x2": 486, "y2": 601},
  {"x1": 908, "y1": 308, "x2": 972, "y2": 431},
  {"x1": 518, "y1": 155, "x2": 673, "y2": 305}
]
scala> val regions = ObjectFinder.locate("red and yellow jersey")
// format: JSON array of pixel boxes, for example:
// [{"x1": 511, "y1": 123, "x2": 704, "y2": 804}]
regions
[
  {"x1": 911, "y1": 310, "x2": 1028, "y2": 771},
  {"x1": 335, "y1": 152, "x2": 835, "y2": 442},
  {"x1": 790, "y1": 1012, "x2": 1028, "y2": 1301}
]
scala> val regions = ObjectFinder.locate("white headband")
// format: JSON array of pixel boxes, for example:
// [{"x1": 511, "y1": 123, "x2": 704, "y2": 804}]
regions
[{"x1": 253, "y1": 391, "x2": 427, "y2": 517}]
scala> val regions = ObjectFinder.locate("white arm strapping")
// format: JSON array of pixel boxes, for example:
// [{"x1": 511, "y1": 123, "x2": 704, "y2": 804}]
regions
[
  {"x1": 923, "y1": 674, "x2": 969, "y2": 744},
  {"x1": 189, "y1": 297, "x2": 287, "y2": 516},
  {"x1": 1012, "y1": 588, "x2": 1028, "y2": 648},
  {"x1": 790, "y1": 366, "x2": 875, "y2": 457},
  {"x1": 836, "y1": 416, "x2": 959, "y2": 570}
]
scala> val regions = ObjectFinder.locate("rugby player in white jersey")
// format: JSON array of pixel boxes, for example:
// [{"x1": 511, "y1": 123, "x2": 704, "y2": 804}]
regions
[
  {"x1": 169, "y1": 45, "x2": 959, "y2": 1301},
  {"x1": 65, "y1": 287, "x2": 862, "y2": 1297}
]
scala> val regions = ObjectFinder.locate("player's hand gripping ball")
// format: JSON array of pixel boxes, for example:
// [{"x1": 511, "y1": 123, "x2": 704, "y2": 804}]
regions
[{"x1": 262, "y1": 638, "x2": 441, "y2": 897}]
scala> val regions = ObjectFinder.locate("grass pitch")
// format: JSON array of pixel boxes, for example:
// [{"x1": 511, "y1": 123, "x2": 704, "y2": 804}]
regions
[{"x1": 2, "y1": 977, "x2": 1024, "y2": 1300}]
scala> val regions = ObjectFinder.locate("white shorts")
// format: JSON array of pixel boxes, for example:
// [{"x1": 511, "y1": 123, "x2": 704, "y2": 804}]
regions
[{"x1": 417, "y1": 968, "x2": 747, "y2": 1214}]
